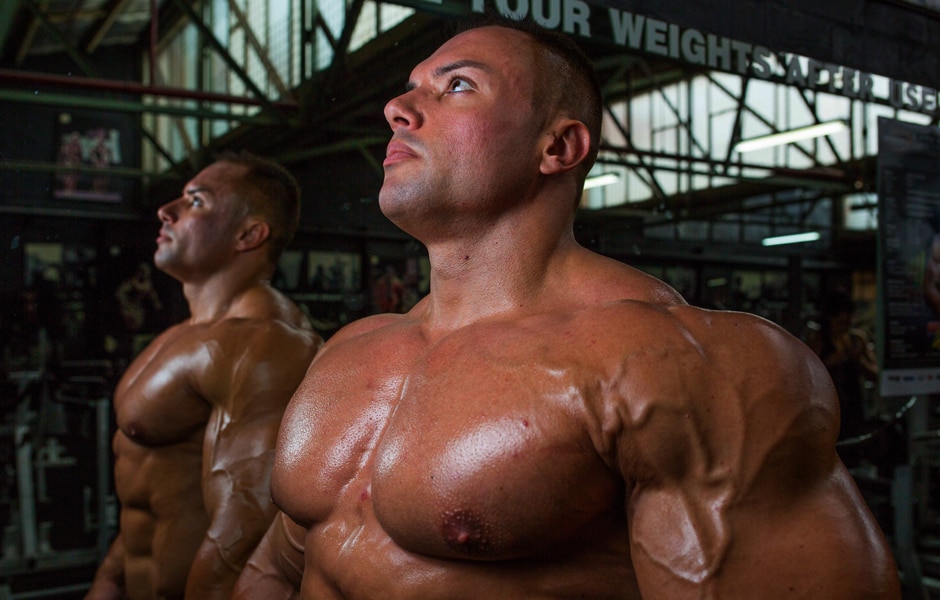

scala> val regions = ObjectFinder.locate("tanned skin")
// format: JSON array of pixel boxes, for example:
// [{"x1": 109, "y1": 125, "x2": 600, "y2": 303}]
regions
[
  {"x1": 85, "y1": 156, "x2": 322, "y2": 600},
  {"x1": 235, "y1": 24, "x2": 901, "y2": 600}
]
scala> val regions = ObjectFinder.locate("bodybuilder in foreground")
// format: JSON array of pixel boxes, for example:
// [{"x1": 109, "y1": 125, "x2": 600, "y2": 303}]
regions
[
  {"x1": 85, "y1": 152, "x2": 322, "y2": 599},
  {"x1": 235, "y1": 19, "x2": 901, "y2": 600}
]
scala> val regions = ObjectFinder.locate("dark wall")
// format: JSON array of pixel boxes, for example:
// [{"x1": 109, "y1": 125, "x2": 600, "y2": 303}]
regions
[{"x1": 0, "y1": 50, "x2": 143, "y2": 212}]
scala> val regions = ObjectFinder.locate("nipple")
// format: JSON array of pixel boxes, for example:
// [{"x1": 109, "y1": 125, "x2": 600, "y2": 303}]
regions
[{"x1": 441, "y1": 508, "x2": 491, "y2": 556}]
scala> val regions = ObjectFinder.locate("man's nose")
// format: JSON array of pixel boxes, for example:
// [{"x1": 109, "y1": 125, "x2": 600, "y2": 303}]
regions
[
  {"x1": 157, "y1": 197, "x2": 181, "y2": 223},
  {"x1": 384, "y1": 91, "x2": 422, "y2": 130}
]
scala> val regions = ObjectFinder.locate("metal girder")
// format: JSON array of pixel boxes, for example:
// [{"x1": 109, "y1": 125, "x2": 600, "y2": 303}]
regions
[
  {"x1": 306, "y1": 0, "x2": 368, "y2": 112},
  {"x1": 86, "y1": 0, "x2": 135, "y2": 53},
  {"x1": 16, "y1": 0, "x2": 98, "y2": 74},
  {"x1": 226, "y1": 0, "x2": 293, "y2": 101},
  {"x1": 601, "y1": 101, "x2": 667, "y2": 202},
  {"x1": 0, "y1": 88, "x2": 286, "y2": 124},
  {"x1": 169, "y1": 0, "x2": 287, "y2": 122},
  {"x1": 0, "y1": 158, "x2": 155, "y2": 179}
]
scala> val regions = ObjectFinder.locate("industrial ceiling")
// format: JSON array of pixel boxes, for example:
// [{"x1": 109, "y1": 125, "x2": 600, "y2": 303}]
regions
[{"x1": 2, "y1": 0, "x2": 939, "y2": 266}]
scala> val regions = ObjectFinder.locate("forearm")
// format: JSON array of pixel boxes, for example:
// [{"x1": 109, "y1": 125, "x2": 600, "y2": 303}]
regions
[
  {"x1": 233, "y1": 512, "x2": 305, "y2": 599},
  {"x1": 234, "y1": 562, "x2": 301, "y2": 600},
  {"x1": 84, "y1": 535, "x2": 126, "y2": 600},
  {"x1": 184, "y1": 539, "x2": 243, "y2": 600}
]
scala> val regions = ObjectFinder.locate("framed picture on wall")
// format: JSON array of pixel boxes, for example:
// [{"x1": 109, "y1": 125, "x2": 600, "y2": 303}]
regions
[{"x1": 53, "y1": 111, "x2": 126, "y2": 202}]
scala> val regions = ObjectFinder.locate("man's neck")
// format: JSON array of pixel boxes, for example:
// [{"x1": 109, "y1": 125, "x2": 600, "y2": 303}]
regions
[
  {"x1": 420, "y1": 219, "x2": 577, "y2": 331},
  {"x1": 181, "y1": 266, "x2": 272, "y2": 324}
]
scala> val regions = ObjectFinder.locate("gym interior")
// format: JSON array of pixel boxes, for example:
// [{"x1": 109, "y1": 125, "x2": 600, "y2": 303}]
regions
[{"x1": 1, "y1": 0, "x2": 939, "y2": 597}]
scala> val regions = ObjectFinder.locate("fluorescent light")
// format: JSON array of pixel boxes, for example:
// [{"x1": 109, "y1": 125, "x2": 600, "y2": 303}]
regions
[
  {"x1": 583, "y1": 173, "x2": 620, "y2": 190},
  {"x1": 735, "y1": 121, "x2": 847, "y2": 154},
  {"x1": 761, "y1": 231, "x2": 821, "y2": 246}
]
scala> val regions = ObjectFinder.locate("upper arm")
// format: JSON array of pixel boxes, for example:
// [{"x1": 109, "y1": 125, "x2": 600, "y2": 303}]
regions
[
  {"x1": 614, "y1": 308, "x2": 887, "y2": 598},
  {"x1": 195, "y1": 322, "x2": 320, "y2": 579}
]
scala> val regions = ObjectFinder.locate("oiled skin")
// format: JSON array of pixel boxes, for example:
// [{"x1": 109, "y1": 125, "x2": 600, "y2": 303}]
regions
[
  {"x1": 109, "y1": 300, "x2": 318, "y2": 599},
  {"x1": 85, "y1": 160, "x2": 322, "y2": 600},
  {"x1": 235, "y1": 25, "x2": 900, "y2": 600},
  {"x1": 237, "y1": 253, "x2": 900, "y2": 600}
]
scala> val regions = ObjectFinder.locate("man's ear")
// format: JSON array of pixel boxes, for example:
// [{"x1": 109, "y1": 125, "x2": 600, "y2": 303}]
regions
[
  {"x1": 540, "y1": 119, "x2": 591, "y2": 175},
  {"x1": 235, "y1": 218, "x2": 270, "y2": 252}
]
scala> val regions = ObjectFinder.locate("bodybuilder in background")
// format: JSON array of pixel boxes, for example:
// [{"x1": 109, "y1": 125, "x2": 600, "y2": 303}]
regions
[
  {"x1": 235, "y1": 18, "x2": 901, "y2": 600},
  {"x1": 85, "y1": 152, "x2": 322, "y2": 600}
]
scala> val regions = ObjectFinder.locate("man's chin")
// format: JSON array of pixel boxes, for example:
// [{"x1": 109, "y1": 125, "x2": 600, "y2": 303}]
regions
[{"x1": 152, "y1": 252, "x2": 174, "y2": 276}]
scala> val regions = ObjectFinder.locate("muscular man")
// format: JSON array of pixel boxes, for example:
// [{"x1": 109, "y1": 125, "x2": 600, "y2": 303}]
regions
[
  {"x1": 85, "y1": 152, "x2": 322, "y2": 600},
  {"x1": 235, "y1": 20, "x2": 901, "y2": 599}
]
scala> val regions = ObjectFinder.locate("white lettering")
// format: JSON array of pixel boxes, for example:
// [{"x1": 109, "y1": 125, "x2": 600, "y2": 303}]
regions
[
  {"x1": 495, "y1": 0, "x2": 528, "y2": 20},
  {"x1": 608, "y1": 8, "x2": 644, "y2": 49},
  {"x1": 645, "y1": 18, "x2": 669, "y2": 56},
  {"x1": 681, "y1": 28, "x2": 706, "y2": 65},
  {"x1": 906, "y1": 83, "x2": 922, "y2": 111},
  {"x1": 562, "y1": 0, "x2": 590, "y2": 36},
  {"x1": 707, "y1": 34, "x2": 731, "y2": 71},
  {"x1": 668, "y1": 23, "x2": 680, "y2": 59},
  {"x1": 923, "y1": 88, "x2": 937, "y2": 113},
  {"x1": 750, "y1": 45, "x2": 773, "y2": 79},
  {"x1": 785, "y1": 56, "x2": 807, "y2": 86},
  {"x1": 531, "y1": 0, "x2": 561, "y2": 29},
  {"x1": 806, "y1": 60, "x2": 825, "y2": 88},
  {"x1": 730, "y1": 40, "x2": 751, "y2": 75},
  {"x1": 890, "y1": 80, "x2": 905, "y2": 109}
]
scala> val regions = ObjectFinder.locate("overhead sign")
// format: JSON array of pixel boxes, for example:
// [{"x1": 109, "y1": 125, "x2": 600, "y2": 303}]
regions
[{"x1": 403, "y1": 0, "x2": 940, "y2": 116}]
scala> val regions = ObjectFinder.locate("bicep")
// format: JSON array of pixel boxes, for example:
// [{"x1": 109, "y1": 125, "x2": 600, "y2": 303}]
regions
[{"x1": 621, "y1": 309, "x2": 846, "y2": 596}]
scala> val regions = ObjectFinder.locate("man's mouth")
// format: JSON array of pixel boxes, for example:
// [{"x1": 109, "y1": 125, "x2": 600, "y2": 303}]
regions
[{"x1": 384, "y1": 141, "x2": 417, "y2": 167}]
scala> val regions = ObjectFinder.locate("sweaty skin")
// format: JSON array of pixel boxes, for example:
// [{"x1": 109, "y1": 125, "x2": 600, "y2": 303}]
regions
[
  {"x1": 235, "y1": 25, "x2": 901, "y2": 600},
  {"x1": 86, "y1": 159, "x2": 322, "y2": 600}
]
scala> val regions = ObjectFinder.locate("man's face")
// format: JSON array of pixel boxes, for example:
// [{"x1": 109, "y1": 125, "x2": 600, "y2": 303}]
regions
[
  {"x1": 154, "y1": 161, "x2": 247, "y2": 282},
  {"x1": 379, "y1": 27, "x2": 548, "y2": 237}
]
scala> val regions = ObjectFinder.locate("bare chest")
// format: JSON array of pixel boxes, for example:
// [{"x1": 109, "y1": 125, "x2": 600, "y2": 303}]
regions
[
  {"x1": 114, "y1": 326, "x2": 214, "y2": 446},
  {"x1": 276, "y1": 325, "x2": 622, "y2": 562}
]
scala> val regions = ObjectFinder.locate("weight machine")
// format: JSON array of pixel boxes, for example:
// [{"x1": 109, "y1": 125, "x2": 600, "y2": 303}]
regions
[{"x1": 1, "y1": 359, "x2": 115, "y2": 599}]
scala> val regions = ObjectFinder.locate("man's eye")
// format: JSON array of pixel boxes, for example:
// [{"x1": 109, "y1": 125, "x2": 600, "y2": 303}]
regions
[
  {"x1": 191, "y1": 197, "x2": 204, "y2": 207},
  {"x1": 448, "y1": 77, "x2": 472, "y2": 93}
]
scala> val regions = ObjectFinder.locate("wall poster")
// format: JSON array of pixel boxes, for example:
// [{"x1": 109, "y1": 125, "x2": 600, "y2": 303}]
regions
[
  {"x1": 877, "y1": 117, "x2": 940, "y2": 396},
  {"x1": 53, "y1": 112, "x2": 125, "y2": 202}
]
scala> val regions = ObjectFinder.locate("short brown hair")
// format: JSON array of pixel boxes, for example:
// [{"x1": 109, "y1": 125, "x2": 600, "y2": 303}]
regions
[{"x1": 214, "y1": 150, "x2": 301, "y2": 262}]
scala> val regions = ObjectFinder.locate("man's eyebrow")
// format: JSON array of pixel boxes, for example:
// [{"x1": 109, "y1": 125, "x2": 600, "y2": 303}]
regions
[
  {"x1": 405, "y1": 59, "x2": 492, "y2": 91},
  {"x1": 184, "y1": 186, "x2": 209, "y2": 196},
  {"x1": 433, "y1": 59, "x2": 491, "y2": 78}
]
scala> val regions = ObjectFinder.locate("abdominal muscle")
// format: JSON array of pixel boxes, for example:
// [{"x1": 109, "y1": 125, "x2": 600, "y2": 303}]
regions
[{"x1": 113, "y1": 429, "x2": 209, "y2": 599}]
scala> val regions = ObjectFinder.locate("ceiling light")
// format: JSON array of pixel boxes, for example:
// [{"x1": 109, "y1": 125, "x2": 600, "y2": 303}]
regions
[
  {"x1": 761, "y1": 231, "x2": 821, "y2": 247},
  {"x1": 583, "y1": 173, "x2": 620, "y2": 190},
  {"x1": 734, "y1": 121, "x2": 848, "y2": 154}
]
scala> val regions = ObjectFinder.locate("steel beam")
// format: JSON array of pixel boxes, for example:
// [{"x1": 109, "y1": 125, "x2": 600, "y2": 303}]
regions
[
  {"x1": 170, "y1": 0, "x2": 285, "y2": 121},
  {"x1": 0, "y1": 68, "x2": 300, "y2": 113},
  {"x1": 0, "y1": 88, "x2": 285, "y2": 124}
]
